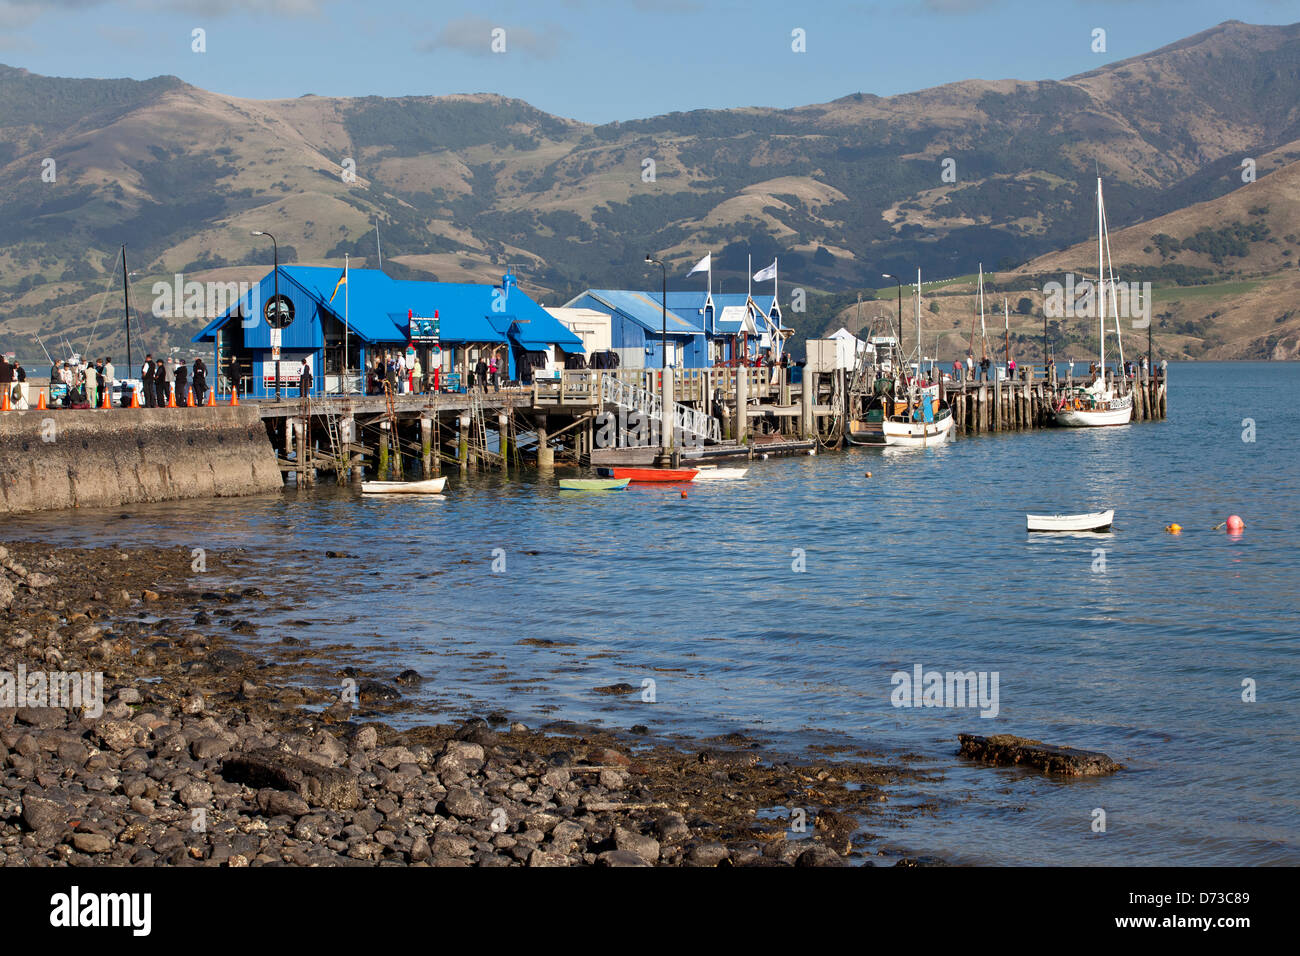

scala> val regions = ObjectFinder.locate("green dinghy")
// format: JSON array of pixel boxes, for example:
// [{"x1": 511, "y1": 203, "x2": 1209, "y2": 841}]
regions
[{"x1": 558, "y1": 477, "x2": 631, "y2": 491}]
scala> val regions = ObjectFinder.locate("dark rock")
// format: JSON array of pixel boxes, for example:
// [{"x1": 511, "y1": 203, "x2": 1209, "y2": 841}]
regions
[
  {"x1": 593, "y1": 683, "x2": 638, "y2": 696},
  {"x1": 221, "y1": 748, "x2": 361, "y2": 810},
  {"x1": 598, "y1": 849, "x2": 649, "y2": 867},
  {"x1": 357, "y1": 681, "x2": 400, "y2": 703},
  {"x1": 957, "y1": 733, "x2": 1119, "y2": 776}
]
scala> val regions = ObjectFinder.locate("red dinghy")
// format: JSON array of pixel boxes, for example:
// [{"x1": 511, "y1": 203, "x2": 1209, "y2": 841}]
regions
[{"x1": 597, "y1": 467, "x2": 699, "y2": 483}]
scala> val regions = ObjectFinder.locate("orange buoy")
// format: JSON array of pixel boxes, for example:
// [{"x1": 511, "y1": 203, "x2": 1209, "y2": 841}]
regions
[
  {"x1": 864, "y1": 471, "x2": 872, "y2": 478},
  {"x1": 680, "y1": 490, "x2": 687, "y2": 499},
  {"x1": 1225, "y1": 515, "x2": 1244, "y2": 533},
  {"x1": 36, "y1": 390, "x2": 47, "y2": 410},
  {"x1": 1165, "y1": 523, "x2": 1182, "y2": 534}
]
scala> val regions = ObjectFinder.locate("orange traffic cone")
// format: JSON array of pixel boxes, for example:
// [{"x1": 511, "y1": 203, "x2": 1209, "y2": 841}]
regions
[
  {"x1": 229, "y1": 388, "x2": 239, "y2": 407},
  {"x1": 102, "y1": 387, "x2": 111, "y2": 409},
  {"x1": 206, "y1": 389, "x2": 216, "y2": 407},
  {"x1": 129, "y1": 386, "x2": 140, "y2": 409},
  {"x1": 167, "y1": 387, "x2": 177, "y2": 408},
  {"x1": 36, "y1": 390, "x2": 47, "y2": 410},
  {"x1": 2, "y1": 389, "x2": 11, "y2": 411},
  {"x1": 187, "y1": 387, "x2": 195, "y2": 407}
]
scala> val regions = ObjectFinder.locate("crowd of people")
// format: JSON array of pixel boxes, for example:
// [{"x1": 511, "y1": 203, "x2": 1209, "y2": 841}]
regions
[
  {"x1": 363, "y1": 348, "x2": 506, "y2": 395},
  {"x1": 0, "y1": 353, "x2": 216, "y2": 409}
]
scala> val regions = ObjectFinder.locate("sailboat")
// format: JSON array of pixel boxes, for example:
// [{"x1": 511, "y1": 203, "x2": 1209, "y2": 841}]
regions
[
  {"x1": 880, "y1": 269, "x2": 954, "y2": 447},
  {"x1": 1054, "y1": 179, "x2": 1133, "y2": 428}
]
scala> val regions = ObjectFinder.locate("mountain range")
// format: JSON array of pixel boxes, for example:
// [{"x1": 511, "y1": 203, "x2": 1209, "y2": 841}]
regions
[{"x1": 0, "y1": 18, "x2": 1297, "y2": 364}]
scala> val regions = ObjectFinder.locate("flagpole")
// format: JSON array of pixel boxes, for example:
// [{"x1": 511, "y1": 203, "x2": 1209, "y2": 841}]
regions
[
  {"x1": 774, "y1": 258, "x2": 780, "y2": 360},
  {"x1": 344, "y1": 254, "x2": 349, "y2": 395}
]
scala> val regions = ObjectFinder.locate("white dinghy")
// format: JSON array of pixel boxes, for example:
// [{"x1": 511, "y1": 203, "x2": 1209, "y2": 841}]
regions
[
  {"x1": 1026, "y1": 510, "x2": 1114, "y2": 533},
  {"x1": 693, "y1": 467, "x2": 749, "y2": 481},
  {"x1": 361, "y1": 477, "x2": 448, "y2": 495}
]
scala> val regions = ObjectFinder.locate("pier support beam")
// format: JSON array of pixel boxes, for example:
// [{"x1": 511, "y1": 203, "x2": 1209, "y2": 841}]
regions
[
  {"x1": 420, "y1": 415, "x2": 433, "y2": 478},
  {"x1": 536, "y1": 414, "x2": 554, "y2": 470},
  {"x1": 498, "y1": 412, "x2": 510, "y2": 472},
  {"x1": 458, "y1": 412, "x2": 470, "y2": 470},
  {"x1": 735, "y1": 368, "x2": 749, "y2": 442}
]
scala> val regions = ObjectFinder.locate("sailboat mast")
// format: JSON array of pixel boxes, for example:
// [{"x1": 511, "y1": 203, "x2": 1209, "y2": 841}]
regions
[
  {"x1": 1004, "y1": 298, "x2": 1010, "y2": 368},
  {"x1": 1097, "y1": 177, "x2": 1105, "y2": 375},
  {"x1": 978, "y1": 264, "x2": 987, "y2": 361},
  {"x1": 121, "y1": 244, "x2": 134, "y2": 373}
]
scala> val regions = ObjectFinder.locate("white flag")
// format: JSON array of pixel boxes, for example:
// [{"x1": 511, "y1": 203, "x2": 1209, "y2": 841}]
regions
[
  {"x1": 752, "y1": 259, "x2": 777, "y2": 282},
  {"x1": 687, "y1": 253, "x2": 711, "y2": 276}
]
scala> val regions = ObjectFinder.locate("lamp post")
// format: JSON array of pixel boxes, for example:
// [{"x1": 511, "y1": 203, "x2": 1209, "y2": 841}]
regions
[
  {"x1": 645, "y1": 254, "x2": 668, "y2": 461},
  {"x1": 881, "y1": 273, "x2": 903, "y2": 347},
  {"x1": 251, "y1": 230, "x2": 280, "y2": 401}
]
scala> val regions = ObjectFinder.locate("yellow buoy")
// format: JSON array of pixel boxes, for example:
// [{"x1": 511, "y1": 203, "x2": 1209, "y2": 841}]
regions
[{"x1": 1165, "y1": 523, "x2": 1182, "y2": 535}]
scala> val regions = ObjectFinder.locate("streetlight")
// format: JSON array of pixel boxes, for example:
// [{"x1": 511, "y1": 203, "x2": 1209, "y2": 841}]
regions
[
  {"x1": 645, "y1": 254, "x2": 668, "y2": 461},
  {"x1": 251, "y1": 230, "x2": 280, "y2": 400},
  {"x1": 881, "y1": 273, "x2": 903, "y2": 347}
]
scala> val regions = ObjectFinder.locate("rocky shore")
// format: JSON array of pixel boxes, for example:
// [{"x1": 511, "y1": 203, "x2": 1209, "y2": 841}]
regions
[{"x1": 0, "y1": 541, "x2": 942, "y2": 867}]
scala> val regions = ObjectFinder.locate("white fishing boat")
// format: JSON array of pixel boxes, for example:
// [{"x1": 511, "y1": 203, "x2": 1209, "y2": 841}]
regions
[
  {"x1": 1026, "y1": 509, "x2": 1114, "y2": 533},
  {"x1": 882, "y1": 410, "x2": 955, "y2": 447},
  {"x1": 880, "y1": 269, "x2": 954, "y2": 448},
  {"x1": 1054, "y1": 178, "x2": 1133, "y2": 428},
  {"x1": 361, "y1": 477, "x2": 447, "y2": 494},
  {"x1": 693, "y1": 466, "x2": 748, "y2": 480}
]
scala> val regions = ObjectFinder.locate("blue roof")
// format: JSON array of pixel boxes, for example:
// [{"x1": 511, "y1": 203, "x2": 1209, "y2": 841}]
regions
[
  {"x1": 572, "y1": 290, "x2": 702, "y2": 334},
  {"x1": 193, "y1": 266, "x2": 583, "y2": 350}
]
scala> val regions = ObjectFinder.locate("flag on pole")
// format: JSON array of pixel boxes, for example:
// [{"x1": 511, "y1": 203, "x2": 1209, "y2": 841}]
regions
[
  {"x1": 752, "y1": 260, "x2": 777, "y2": 282},
  {"x1": 687, "y1": 253, "x2": 711, "y2": 276},
  {"x1": 329, "y1": 267, "x2": 347, "y2": 304}
]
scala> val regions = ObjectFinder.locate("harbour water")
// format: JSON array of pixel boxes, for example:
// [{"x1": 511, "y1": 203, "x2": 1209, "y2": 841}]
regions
[{"x1": 6, "y1": 361, "x2": 1297, "y2": 865}]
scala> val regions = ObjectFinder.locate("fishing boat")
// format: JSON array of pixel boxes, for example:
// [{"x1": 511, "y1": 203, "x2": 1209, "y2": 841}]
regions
[
  {"x1": 361, "y1": 477, "x2": 447, "y2": 494},
  {"x1": 1027, "y1": 510, "x2": 1114, "y2": 533},
  {"x1": 881, "y1": 269, "x2": 953, "y2": 447},
  {"x1": 1054, "y1": 178, "x2": 1133, "y2": 428},
  {"x1": 693, "y1": 467, "x2": 748, "y2": 481},
  {"x1": 596, "y1": 466, "x2": 698, "y2": 482},
  {"x1": 559, "y1": 477, "x2": 630, "y2": 491}
]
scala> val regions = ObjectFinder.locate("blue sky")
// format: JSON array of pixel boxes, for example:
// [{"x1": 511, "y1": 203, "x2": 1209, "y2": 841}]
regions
[{"x1": 0, "y1": 0, "x2": 1294, "y2": 123}]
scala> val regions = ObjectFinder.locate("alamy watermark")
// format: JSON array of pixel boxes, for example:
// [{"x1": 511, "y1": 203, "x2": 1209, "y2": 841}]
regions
[
  {"x1": 151, "y1": 274, "x2": 258, "y2": 324},
  {"x1": 890, "y1": 663, "x2": 999, "y2": 718},
  {"x1": 0, "y1": 665, "x2": 104, "y2": 718}
]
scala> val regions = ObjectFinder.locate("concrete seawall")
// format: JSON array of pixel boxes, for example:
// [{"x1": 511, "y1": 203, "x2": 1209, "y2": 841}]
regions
[{"x1": 0, "y1": 407, "x2": 282, "y2": 515}]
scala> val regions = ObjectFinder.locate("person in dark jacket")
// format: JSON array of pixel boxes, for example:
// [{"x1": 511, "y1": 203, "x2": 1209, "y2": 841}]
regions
[
  {"x1": 474, "y1": 356, "x2": 488, "y2": 392},
  {"x1": 192, "y1": 359, "x2": 207, "y2": 407},
  {"x1": 141, "y1": 354, "x2": 155, "y2": 406},
  {"x1": 174, "y1": 361, "x2": 188, "y2": 406},
  {"x1": 298, "y1": 360, "x2": 312, "y2": 397},
  {"x1": 154, "y1": 359, "x2": 170, "y2": 407}
]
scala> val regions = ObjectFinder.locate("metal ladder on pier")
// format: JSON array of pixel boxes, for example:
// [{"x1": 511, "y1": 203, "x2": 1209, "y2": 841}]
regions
[{"x1": 467, "y1": 389, "x2": 503, "y2": 468}]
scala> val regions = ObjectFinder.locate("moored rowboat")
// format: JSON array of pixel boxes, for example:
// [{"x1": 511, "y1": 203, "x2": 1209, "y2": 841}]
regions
[
  {"x1": 596, "y1": 467, "x2": 698, "y2": 483},
  {"x1": 361, "y1": 477, "x2": 448, "y2": 495},
  {"x1": 1026, "y1": 509, "x2": 1114, "y2": 533},
  {"x1": 559, "y1": 478, "x2": 630, "y2": 491},
  {"x1": 693, "y1": 467, "x2": 748, "y2": 481}
]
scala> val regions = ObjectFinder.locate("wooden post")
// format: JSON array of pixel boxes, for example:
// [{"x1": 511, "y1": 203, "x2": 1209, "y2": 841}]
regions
[
  {"x1": 536, "y1": 413, "x2": 553, "y2": 470},
  {"x1": 735, "y1": 367, "x2": 749, "y2": 442},
  {"x1": 799, "y1": 370, "x2": 814, "y2": 439},
  {"x1": 458, "y1": 412, "x2": 469, "y2": 470},
  {"x1": 498, "y1": 412, "x2": 510, "y2": 471},
  {"x1": 420, "y1": 415, "x2": 433, "y2": 478}
]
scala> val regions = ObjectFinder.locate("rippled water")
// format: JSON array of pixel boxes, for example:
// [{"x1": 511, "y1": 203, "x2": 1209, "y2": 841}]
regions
[{"x1": 7, "y1": 361, "x2": 1298, "y2": 865}]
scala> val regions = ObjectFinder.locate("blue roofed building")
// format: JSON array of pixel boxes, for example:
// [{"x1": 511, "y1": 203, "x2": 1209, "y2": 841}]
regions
[
  {"x1": 192, "y1": 266, "x2": 583, "y2": 398},
  {"x1": 562, "y1": 288, "x2": 787, "y2": 368}
]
